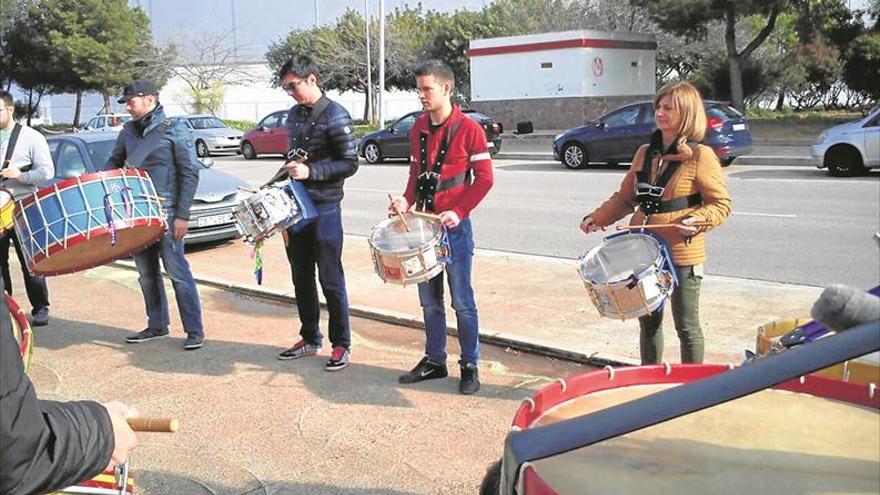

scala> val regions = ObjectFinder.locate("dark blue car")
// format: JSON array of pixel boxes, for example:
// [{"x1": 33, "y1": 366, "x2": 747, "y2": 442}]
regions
[{"x1": 552, "y1": 100, "x2": 753, "y2": 169}]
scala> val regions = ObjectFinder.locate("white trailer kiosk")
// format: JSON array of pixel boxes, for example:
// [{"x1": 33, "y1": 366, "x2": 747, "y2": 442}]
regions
[{"x1": 468, "y1": 30, "x2": 656, "y2": 130}]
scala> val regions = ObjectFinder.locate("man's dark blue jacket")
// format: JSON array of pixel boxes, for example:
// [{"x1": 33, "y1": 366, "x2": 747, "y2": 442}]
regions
[
  {"x1": 107, "y1": 105, "x2": 201, "y2": 220},
  {"x1": 286, "y1": 94, "x2": 358, "y2": 204}
]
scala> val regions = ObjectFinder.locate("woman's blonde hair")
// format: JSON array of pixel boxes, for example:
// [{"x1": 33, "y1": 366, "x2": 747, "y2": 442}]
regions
[{"x1": 654, "y1": 81, "x2": 707, "y2": 143}]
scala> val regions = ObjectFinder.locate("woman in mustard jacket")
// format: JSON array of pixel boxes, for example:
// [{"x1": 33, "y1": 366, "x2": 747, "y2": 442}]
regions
[{"x1": 580, "y1": 82, "x2": 732, "y2": 364}]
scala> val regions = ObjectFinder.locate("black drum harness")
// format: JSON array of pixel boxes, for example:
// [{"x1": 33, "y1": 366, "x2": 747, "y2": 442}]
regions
[
  {"x1": 415, "y1": 120, "x2": 462, "y2": 212},
  {"x1": 635, "y1": 132, "x2": 702, "y2": 218}
]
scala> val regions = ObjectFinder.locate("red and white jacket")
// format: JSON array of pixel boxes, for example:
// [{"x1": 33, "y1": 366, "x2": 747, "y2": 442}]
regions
[{"x1": 403, "y1": 106, "x2": 494, "y2": 220}]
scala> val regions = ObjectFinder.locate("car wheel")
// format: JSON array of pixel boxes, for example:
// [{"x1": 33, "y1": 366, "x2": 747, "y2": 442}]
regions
[
  {"x1": 363, "y1": 141, "x2": 382, "y2": 164},
  {"x1": 825, "y1": 146, "x2": 865, "y2": 177},
  {"x1": 196, "y1": 140, "x2": 209, "y2": 158},
  {"x1": 721, "y1": 157, "x2": 734, "y2": 167},
  {"x1": 241, "y1": 142, "x2": 256, "y2": 160},
  {"x1": 561, "y1": 142, "x2": 588, "y2": 169}
]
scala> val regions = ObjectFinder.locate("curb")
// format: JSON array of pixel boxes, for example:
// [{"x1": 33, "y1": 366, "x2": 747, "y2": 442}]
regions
[{"x1": 110, "y1": 260, "x2": 634, "y2": 368}]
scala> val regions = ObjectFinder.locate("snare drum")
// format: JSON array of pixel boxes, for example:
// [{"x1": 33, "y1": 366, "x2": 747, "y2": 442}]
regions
[
  {"x1": 7, "y1": 293, "x2": 33, "y2": 373},
  {"x1": 578, "y1": 232, "x2": 676, "y2": 320},
  {"x1": 757, "y1": 318, "x2": 880, "y2": 385},
  {"x1": 0, "y1": 188, "x2": 15, "y2": 233},
  {"x1": 503, "y1": 364, "x2": 879, "y2": 495},
  {"x1": 13, "y1": 169, "x2": 166, "y2": 276},
  {"x1": 51, "y1": 462, "x2": 134, "y2": 495},
  {"x1": 233, "y1": 180, "x2": 316, "y2": 244},
  {"x1": 368, "y1": 213, "x2": 448, "y2": 286}
]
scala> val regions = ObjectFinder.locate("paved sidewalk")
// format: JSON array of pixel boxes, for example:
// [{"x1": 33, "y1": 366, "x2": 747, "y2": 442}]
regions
[{"x1": 129, "y1": 235, "x2": 824, "y2": 366}]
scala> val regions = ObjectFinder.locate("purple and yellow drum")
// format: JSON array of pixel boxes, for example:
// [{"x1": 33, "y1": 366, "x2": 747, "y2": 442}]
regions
[
  {"x1": 14, "y1": 169, "x2": 166, "y2": 276},
  {"x1": 506, "y1": 364, "x2": 879, "y2": 495},
  {"x1": 51, "y1": 464, "x2": 135, "y2": 495}
]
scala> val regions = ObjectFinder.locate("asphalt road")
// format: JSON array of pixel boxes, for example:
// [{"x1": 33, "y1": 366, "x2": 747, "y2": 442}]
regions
[{"x1": 210, "y1": 154, "x2": 880, "y2": 289}]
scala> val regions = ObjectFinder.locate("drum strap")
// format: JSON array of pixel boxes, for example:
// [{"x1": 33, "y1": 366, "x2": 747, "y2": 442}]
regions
[
  {"x1": 416, "y1": 121, "x2": 461, "y2": 211},
  {"x1": 1, "y1": 123, "x2": 23, "y2": 171},
  {"x1": 124, "y1": 120, "x2": 171, "y2": 169},
  {"x1": 635, "y1": 134, "x2": 702, "y2": 216}
]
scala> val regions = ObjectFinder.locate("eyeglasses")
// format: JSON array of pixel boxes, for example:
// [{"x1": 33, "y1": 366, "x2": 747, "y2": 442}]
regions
[{"x1": 281, "y1": 80, "x2": 306, "y2": 92}]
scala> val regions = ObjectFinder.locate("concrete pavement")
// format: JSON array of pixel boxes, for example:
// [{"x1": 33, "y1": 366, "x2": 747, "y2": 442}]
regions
[{"x1": 12, "y1": 228, "x2": 828, "y2": 493}]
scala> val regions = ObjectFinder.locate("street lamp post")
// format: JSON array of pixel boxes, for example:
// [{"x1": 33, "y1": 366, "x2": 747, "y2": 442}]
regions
[
  {"x1": 365, "y1": 0, "x2": 373, "y2": 124},
  {"x1": 378, "y1": 0, "x2": 385, "y2": 129}
]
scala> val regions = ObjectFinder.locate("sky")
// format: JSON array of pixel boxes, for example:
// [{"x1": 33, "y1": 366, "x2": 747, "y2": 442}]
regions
[{"x1": 131, "y1": 0, "x2": 490, "y2": 61}]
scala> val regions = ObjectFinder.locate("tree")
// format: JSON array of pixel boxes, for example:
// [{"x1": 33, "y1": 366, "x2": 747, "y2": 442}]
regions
[
  {"x1": 156, "y1": 31, "x2": 256, "y2": 115},
  {"x1": 636, "y1": 0, "x2": 787, "y2": 112}
]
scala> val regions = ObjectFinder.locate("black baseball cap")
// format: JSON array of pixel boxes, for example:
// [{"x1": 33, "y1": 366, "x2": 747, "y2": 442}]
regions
[{"x1": 117, "y1": 79, "x2": 159, "y2": 103}]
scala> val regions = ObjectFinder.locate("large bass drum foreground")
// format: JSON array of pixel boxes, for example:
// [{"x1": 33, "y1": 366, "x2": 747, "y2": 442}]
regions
[
  {"x1": 14, "y1": 169, "x2": 166, "y2": 276},
  {"x1": 578, "y1": 232, "x2": 676, "y2": 320},
  {"x1": 491, "y1": 321, "x2": 880, "y2": 495}
]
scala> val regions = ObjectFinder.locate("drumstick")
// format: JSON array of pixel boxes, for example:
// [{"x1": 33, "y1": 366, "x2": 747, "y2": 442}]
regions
[
  {"x1": 411, "y1": 210, "x2": 442, "y2": 221},
  {"x1": 617, "y1": 222, "x2": 713, "y2": 231},
  {"x1": 238, "y1": 186, "x2": 258, "y2": 194},
  {"x1": 387, "y1": 194, "x2": 410, "y2": 232},
  {"x1": 127, "y1": 417, "x2": 179, "y2": 433}
]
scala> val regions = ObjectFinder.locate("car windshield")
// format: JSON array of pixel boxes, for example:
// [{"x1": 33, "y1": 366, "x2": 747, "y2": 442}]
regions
[
  {"x1": 706, "y1": 104, "x2": 743, "y2": 120},
  {"x1": 85, "y1": 140, "x2": 118, "y2": 169},
  {"x1": 188, "y1": 117, "x2": 227, "y2": 129}
]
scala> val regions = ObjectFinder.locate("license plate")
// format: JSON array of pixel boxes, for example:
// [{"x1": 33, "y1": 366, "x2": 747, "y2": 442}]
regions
[
  {"x1": 732, "y1": 123, "x2": 746, "y2": 131},
  {"x1": 196, "y1": 213, "x2": 233, "y2": 228}
]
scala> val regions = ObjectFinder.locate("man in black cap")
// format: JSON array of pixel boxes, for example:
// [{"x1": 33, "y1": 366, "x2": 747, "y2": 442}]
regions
[{"x1": 107, "y1": 80, "x2": 206, "y2": 350}]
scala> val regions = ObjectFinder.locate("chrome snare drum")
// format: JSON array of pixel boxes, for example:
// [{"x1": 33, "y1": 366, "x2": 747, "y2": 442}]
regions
[
  {"x1": 368, "y1": 213, "x2": 448, "y2": 286},
  {"x1": 233, "y1": 180, "x2": 316, "y2": 244},
  {"x1": 578, "y1": 232, "x2": 676, "y2": 320}
]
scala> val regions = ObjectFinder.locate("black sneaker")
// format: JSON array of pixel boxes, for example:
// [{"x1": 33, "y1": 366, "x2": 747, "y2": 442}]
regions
[
  {"x1": 278, "y1": 339, "x2": 322, "y2": 360},
  {"x1": 398, "y1": 356, "x2": 448, "y2": 384},
  {"x1": 126, "y1": 327, "x2": 169, "y2": 344},
  {"x1": 31, "y1": 307, "x2": 49, "y2": 327},
  {"x1": 459, "y1": 361, "x2": 480, "y2": 395},
  {"x1": 183, "y1": 334, "x2": 204, "y2": 350},
  {"x1": 325, "y1": 346, "x2": 350, "y2": 371}
]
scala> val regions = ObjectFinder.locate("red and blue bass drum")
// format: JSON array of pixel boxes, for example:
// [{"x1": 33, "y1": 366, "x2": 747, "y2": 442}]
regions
[{"x1": 13, "y1": 169, "x2": 166, "y2": 276}]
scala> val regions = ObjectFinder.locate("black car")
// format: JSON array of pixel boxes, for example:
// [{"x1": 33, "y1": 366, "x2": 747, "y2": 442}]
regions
[
  {"x1": 45, "y1": 133, "x2": 247, "y2": 244},
  {"x1": 357, "y1": 110, "x2": 503, "y2": 164},
  {"x1": 552, "y1": 100, "x2": 753, "y2": 169}
]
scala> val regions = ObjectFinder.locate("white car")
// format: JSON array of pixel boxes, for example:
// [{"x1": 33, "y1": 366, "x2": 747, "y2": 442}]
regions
[
  {"x1": 171, "y1": 115, "x2": 243, "y2": 158},
  {"x1": 80, "y1": 113, "x2": 131, "y2": 133},
  {"x1": 812, "y1": 108, "x2": 880, "y2": 177}
]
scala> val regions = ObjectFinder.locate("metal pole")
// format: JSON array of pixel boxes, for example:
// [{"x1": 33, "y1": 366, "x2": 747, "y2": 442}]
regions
[
  {"x1": 314, "y1": 0, "x2": 319, "y2": 27},
  {"x1": 378, "y1": 0, "x2": 385, "y2": 128},
  {"x1": 365, "y1": 0, "x2": 373, "y2": 124},
  {"x1": 230, "y1": 0, "x2": 238, "y2": 60}
]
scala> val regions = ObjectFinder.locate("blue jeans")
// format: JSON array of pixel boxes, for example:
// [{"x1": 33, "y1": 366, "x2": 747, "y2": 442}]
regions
[
  {"x1": 285, "y1": 202, "x2": 351, "y2": 349},
  {"x1": 418, "y1": 218, "x2": 480, "y2": 366},
  {"x1": 133, "y1": 213, "x2": 203, "y2": 335}
]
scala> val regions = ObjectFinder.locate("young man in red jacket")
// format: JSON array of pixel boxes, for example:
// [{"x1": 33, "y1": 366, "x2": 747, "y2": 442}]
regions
[{"x1": 389, "y1": 60, "x2": 494, "y2": 395}]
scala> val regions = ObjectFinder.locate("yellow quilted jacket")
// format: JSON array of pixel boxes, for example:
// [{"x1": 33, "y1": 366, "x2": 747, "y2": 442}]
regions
[{"x1": 588, "y1": 143, "x2": 732, "y2": 266}]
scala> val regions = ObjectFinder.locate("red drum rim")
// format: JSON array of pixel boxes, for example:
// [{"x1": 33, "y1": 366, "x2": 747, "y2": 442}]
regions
[
  {"x1": 513, "y1": 364, "x2": 879, "y2": 431},
  {"x1": 19, "y1": 168, "x2": 152, "y2": 208},
  {"x1": 513, "y1": 363, "x2": 879, "y2": 495},
  {"x1": 6, "y1": 293, "x2": 33, "y2": 373},
  {"x1": 30, "y1": 219, "x2": 165, "y2": 276}
]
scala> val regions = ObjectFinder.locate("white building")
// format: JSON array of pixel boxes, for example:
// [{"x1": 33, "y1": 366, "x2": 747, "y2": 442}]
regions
[
  {"x1": 42, "y1": 62, "x2": 419, "y2": 125},
  {"x1": 469, "y1": 29, "x2": 657, "y2": 129}
]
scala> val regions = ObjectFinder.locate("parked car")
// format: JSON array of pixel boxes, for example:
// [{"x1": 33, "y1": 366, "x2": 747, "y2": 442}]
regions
[
  {"x1": 357, "y1": 110, "x2": 503, "y2": 164},
  {"x1": 811, "y1": 107, "x2": 880, "y2": 177},
  {"x1": 170, "y1": 115, "x2": 243, "y2": 158},
  {"x1": 79, "y1": 113, "x2": 132, "y2": 133},
  {"x1": 552, "y1": 100, "x2": 753, "y2": 169},
  {"x1": 240, "y1": 110, "x2": 289, "y2": 159},
  {"x1": 45, "y1": 133, "x2": 246, "y2": 244}
]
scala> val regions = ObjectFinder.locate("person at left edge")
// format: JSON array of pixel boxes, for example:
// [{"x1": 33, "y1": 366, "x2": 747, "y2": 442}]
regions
[
  {"x1": 107, "y1": 79, "x2": 205, "y2": 350},
  {"x1": 0, "y1": 89, "x2": 53, "y2": 327}
]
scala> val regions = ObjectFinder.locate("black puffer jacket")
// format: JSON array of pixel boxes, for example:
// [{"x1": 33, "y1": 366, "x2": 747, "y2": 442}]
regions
[
  {"x1": 285, "y1": 94, "x2": 358, "y2": 204},
  {"x1": 0, "y1": 285, "x2": 113, "y2": 494}
]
